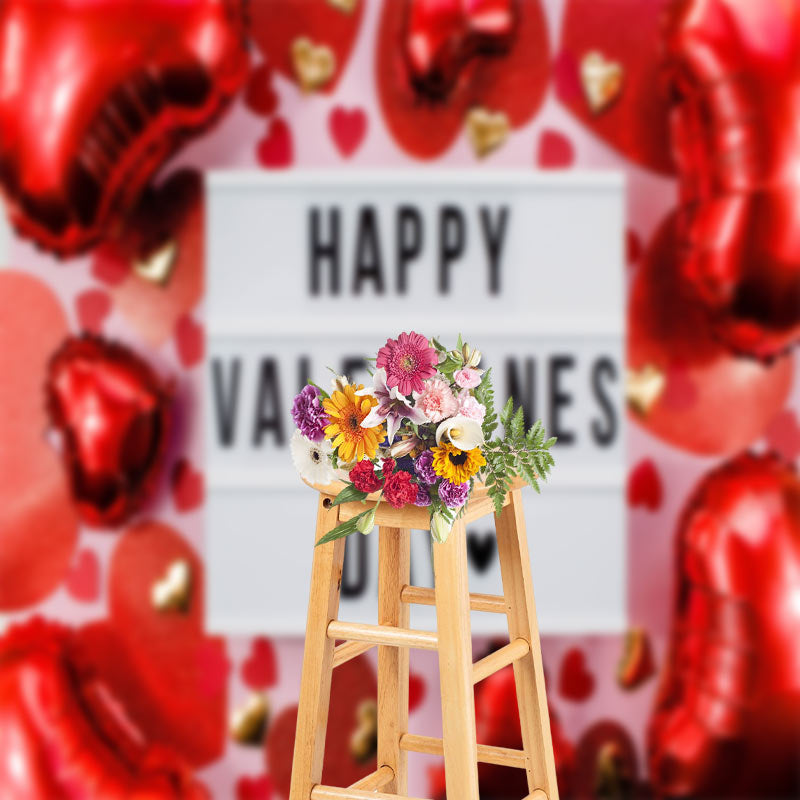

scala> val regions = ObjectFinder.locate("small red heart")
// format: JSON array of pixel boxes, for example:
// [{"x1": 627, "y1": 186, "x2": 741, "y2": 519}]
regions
[
  {"x1": 257, "y1": 117, "x2": 293, "y2": 168},
  {"x1": 91, "y1": 250, "x2": 129, "y2": 286},
  {"x1": 765, "y1": 409, "x2": 800, "y2": 463},
  {"x1": 245, "y1": 62, "x2": 278, "y2": 117},
  {"x1": 65, "y1": 548, "x2": 100, "y2": 602},
  {"x1": 175, "y1": 314, "x2": 204, "y2": 368},
  {"x1": 75, "y1": 290, "x2": 111, "y2": 333},
  {"x1": 237, "y1": 774, "x2": 273, "y2": 800},
  {"x1": 537, "y1": 129, "x2": 574, "y2": 168},
  {"x1": 558, "y1": 647, "x2": 595, "y2": 702},
  {"x1": 408, "y1": 672, "x2": 426, "y2": 712},
  {"x1": 172, "y1": 458, "x2": 204, "y2": 512},
  {"x1": 627, "y1": 458, "x2": 663, "y2": 511},
  {"x1": 242, "y1": 637, "x2": 278, "y2": 689},
  {"x1": 329, "y1": 106, "x2": 367, "y2": 158}
]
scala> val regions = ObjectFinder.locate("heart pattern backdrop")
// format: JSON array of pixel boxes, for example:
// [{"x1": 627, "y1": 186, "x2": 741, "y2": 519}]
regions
[{"x1": 0, "y1": 1, "x2": 797, "y2": 798}]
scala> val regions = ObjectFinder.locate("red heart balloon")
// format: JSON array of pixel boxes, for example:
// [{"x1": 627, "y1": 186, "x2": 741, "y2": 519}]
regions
[
  {"x1": 46, "y1": 335, "x2": 172, "y2": 527},
  {"x1": 628, "y1": 213, "x2": 793, "y2": 455},
  {"x1": 648, "y1": 453, "x2": 800, "y2": 798},
  {"x1": 663, "y1": 0, "x2": 800, "y2": 358},
  {"x1": 0, "y1": 618, "x2": 208, "y2": 798},
  {"x1": 0, "y1": 0, "x2": 247, "y2": 256},
  {"x1": 80, "y1": 520, "x2": 229, "y2": 767},
  {"x1": 377, "y1": 0, "x2": 550, "y2": 159}
]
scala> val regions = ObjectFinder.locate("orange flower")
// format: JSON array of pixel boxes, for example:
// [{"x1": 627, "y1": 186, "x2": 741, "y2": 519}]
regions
[{"x1": 323, "y1": 384, "x2": 383, "y2": 462}]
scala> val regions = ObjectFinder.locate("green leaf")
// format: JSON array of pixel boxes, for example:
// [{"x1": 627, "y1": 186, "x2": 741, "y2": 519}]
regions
[
  {"x1": 331, "y1": 484, "x2": 369, "y2": 506},
  {"x1": 308, "y1": 380, "x2": 330, "y2": 399}
]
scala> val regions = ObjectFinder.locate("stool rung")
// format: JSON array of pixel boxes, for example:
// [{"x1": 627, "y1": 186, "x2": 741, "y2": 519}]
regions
[
  {"x1": 400, "y1": 585, "x2": 507, "y2": 614},
  {"x1": 399, "y1": 733, "x2": 527, "y2": 769},
  {"x1": 348, "y1": 765, "x2": 394, "y2": 791},
  {"x1": 332, "y1": 640, "x2": 375, "y2": 668},
  {"x1": 311, "y1": 786, "x2": 429, "y2": 800},
  {"x1": 327, "y1": 620, "x2": 438, "y2": 650},
  {"x1": 472, "y1": 638, "x2": 530, "y2": 684}
]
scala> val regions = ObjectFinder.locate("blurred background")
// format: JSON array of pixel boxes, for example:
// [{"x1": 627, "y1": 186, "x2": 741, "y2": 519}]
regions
[{"x1": 0, "y1": 1, "x2": 798, "y2": 798}]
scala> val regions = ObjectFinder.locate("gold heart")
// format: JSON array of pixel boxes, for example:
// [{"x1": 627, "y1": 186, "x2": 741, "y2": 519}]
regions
[
  {"x1": 349, "y1": 698, "x2": 378, "y2": 763},
  {"x1": 465, "y1": 107, "x2": 510, "y2": 158},
  {"x1": 580, "y1": 50, "x2": 623, "y2": 114},
  {"x1": 291, "y1": 37, "x2": 336, "y2": 93},
  {"x1": 151, "y1": 558, "x2": 192, "y2": 613},
  {"x1": 133, "y1": 239, "x2": 178, "y2": 286},
  {"x1": 229, "y1": 693, "x2": 270, "y2": 745},
  {"x1": 327, "y1": 0, "x2": 357, "y2": 12},
  {"x1": 626, "y1": 364, "x2": 665, "y2": 416}
]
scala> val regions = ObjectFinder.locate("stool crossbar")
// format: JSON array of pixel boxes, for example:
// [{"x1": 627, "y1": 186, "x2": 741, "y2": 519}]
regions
[{"x1": 289, "y1": 478, "x2": 559, "y2": 800}]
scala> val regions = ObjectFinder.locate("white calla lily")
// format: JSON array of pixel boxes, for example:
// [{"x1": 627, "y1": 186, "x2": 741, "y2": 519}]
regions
[{"x1": 435, "y1": 415, "x2": 484, "y2": 450}]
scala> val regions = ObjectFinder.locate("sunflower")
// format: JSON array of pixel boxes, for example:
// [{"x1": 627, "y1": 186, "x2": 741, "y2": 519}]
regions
[
  {"x1": 431, "y1": 442, "x2": 486, "y2": 484},
  {"x1": 323, "y1": 384, "x2": 384, "y2": 462}
]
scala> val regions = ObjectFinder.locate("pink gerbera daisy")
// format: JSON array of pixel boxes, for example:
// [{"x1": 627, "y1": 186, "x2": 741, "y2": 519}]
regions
[{"x1": 376, "y1": 331, "x2": 438, "y2": 395}]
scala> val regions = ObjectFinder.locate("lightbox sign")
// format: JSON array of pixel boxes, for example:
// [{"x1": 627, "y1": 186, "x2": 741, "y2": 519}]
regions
[{"x1": 205, "y1": 171, "x2": 625, "y2": 635}]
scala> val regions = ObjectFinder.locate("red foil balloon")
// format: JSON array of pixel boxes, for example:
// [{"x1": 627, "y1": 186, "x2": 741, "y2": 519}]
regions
[
  {"x1": 404, "y1": 0, "x2": 517, "y2": 98},
  {"x1": 648, "y1": 453, "x2": 800, "y2": 798},
  {"x1": 0, "y1": 618, "x2": 208, "y2": 798},
  {"x1": 0, "y1": 0, "x2": 247, "y2": 256},
  {"x1": 663, "y1": 0, "x2": 800, "y2": 359},
  {"x1": 46, "y1": 335, "x2": 172, "y2": 527}
]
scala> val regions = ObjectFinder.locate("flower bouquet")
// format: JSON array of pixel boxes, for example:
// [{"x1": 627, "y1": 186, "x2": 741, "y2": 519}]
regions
[{"x1": 290, "y1": 332, "x2": 556, "y2": 544}]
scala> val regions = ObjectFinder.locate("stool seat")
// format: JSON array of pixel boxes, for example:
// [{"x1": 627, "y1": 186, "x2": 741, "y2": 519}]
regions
[
  {"x1": 290, "y1": 479, "x2": 559, "y2": 800},
  {"x1": 302, "y1": 476, "x2": 526, "y2": 529}
]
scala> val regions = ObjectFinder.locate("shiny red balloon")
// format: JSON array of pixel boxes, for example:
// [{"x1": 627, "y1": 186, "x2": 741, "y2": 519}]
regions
[
  {"x1": 628, "y1": 213, "x2": 793, "y2": 455},
  {"x1": 0, "y1": 0, "x2": 247, "y2": 256},
  {"x1": 46, "y1": 335, "x2": 172, "y2": 527},
  {"x1": 0, "y1": 618, "x2": 208, "y2": 798},
  {"x1": 404, "y1": 0, "x2": 517, "y2": 98},
  {"x1": 663, "y1": 0, "x2": 800, "y2": 358},
  {"x1": 649, "y1": 453, "x2": 800, "y2": 798}
]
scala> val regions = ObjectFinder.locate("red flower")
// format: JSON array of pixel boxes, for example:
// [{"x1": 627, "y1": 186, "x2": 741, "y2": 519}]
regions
[
  {"x1": 383, "y1": 471, "x2": 418, "y2": 509},
  {"x1": 380, "y1": 458, "x2": 396, "y2": 479},
  {"x1": 349, "y1": 460, "x2": 383, "y2": 493}
]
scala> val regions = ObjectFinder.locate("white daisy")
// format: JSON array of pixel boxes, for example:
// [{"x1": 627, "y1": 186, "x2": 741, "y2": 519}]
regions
[{"x1": 290, "y1": 430, "x2": 335, "y2": 485}]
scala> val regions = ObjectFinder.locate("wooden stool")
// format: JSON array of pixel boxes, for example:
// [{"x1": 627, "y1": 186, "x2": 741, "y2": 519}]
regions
[{"x1": 290, "y1": 477, "x2": 559, "y2": 800}]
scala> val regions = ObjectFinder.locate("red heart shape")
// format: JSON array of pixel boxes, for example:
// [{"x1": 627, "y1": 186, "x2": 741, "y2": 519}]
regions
[
  {"x1": 329, "y1": 106, "x2": 367, "y2": 158},
  {"x1": 0, "y1": 272, "x2": 78, "y2": 611},
  {"x1": 245, "y1": 63, "x2": 279, "y2": 117},
  {"x1": 175, "y1": 314, "x2": 204, "y2": 368},
  {"x1": 79, "y1": 520, "x2": 228, "y2": 766},
  {"x1": 75, "y1": 289, "x2": 112, "y2": 334},
  {"x1": 556, "y1": 0, "x2": 674, "y2": 173},
  {"x1": 257, "y1": 118, "x2": 293, "y2": 168},
  {"x1": 408, "y1": 672, "x2": 426, "y2": 712},
  {"x1": 627, "y1": 459, "x2": 663, "y2": 511},
  {"x1": 249, "y1": 0, "x2": 364, "y2": 94},
  {"x1": 0, "y1": 0, "x2": 247, "y2": 256},
  {"x1": 558, "y1": 647, "x2": 595, "y2": 702},
  {"x1": 376, "y1": 0, "x2": 550, "y2": 159},
  {"x1": 102, "y1": 170, "x2": 204, "y2": 347},
  {"x1": 237, "y1": 774, "x2": 272, "y2": 800},
  {"x1": 241, "y1": 637, "x2": 277, "y2": 690},
  {"x1": 66, "y1": 549, "x2": 100, "y2": 603},
  {"x1": 172, "y1": 459, "x2": 204, "y2": 513},
  {"x1": 537, "y1": 129, "x2": 575, "y2": 168}
]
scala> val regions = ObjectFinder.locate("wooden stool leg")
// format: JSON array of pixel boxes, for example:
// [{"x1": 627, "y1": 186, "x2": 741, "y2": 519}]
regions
[
  {"x1": 433, "y1": 519, "x2": 480, "y2": 800},
  {"x1": 289, "y1": 496, "x2": 346, "y2": 800},
  {"x1": 377, "y1": 526, "x2": 411, "y2": 794},
  {"x1": 495, "y1": 490, "x2": 559, "y2": 799}
]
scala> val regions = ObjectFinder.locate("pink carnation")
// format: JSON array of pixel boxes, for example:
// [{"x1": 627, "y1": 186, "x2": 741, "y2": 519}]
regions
[
  {"x1": 454, "y1": 367, "x2": 481, "y2": 389},
  {"x1": 376, "y1": 331, "x2": 438, "y2": 396},
  {"x1": 416, "y1": 377, "x2": 458, "y2": 422},
  {"x1": 457, "y1": 392, "x2": 486, "y2": 423}
]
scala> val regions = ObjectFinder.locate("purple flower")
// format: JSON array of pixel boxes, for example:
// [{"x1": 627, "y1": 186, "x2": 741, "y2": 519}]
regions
[
  {"x1": 291, "y1": 384, "x2": 329, "y2": 442},
  {"x1": 438, "y1": 479, "x2": 469, "y2": 508},
  {"x1": 414, "y1": 450, "x2": 437, "y2": 485},
  {"x1": 414, "y1": 485, "x2": 432, "y2": 507}
]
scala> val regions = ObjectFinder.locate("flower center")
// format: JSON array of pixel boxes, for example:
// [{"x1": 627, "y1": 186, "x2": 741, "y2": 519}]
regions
[
  {"x1": 311, "y1": 449, "x2": 321, "y2": 463},
  {"x1": 400, "y1": 354, "x2": 416, "y2": 372},
  {"x1": 450, "y1": 428, "x2": 461, "y2": 439},
  {"x1": 348, "y1": 414, "x2": 359, "y2": 430},
  {"x1": 448, "y1": 451, "x2": 469, "y2": 466}
]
